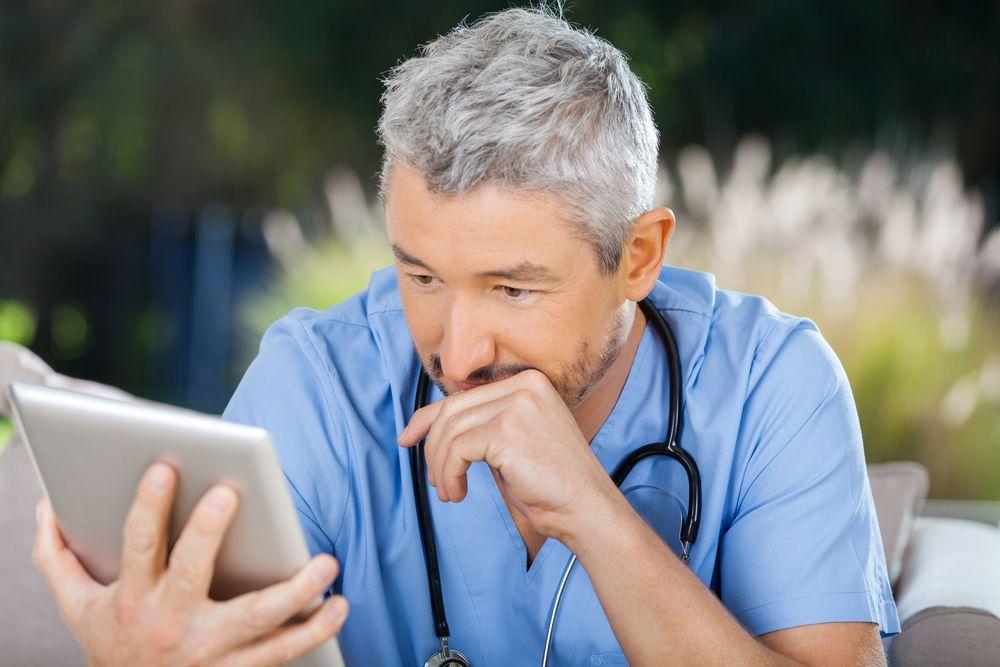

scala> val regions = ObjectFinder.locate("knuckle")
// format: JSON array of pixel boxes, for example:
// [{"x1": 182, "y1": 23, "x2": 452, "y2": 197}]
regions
[
  {"x1": 191, "y1": 506, "x2": 225, "y2": 534},
  {"x1": 269, "y1": 638, "x2": 296, "y2": 666},
  {"x1": 521, "y1": 368, "x2": 546, "y2": 389},
  {"x1": 312, "y1": 612, "x2": 338, "y2": 643},
  {"x1": 31, "y1": 541, "x2": 47, "y2": 572},
  {"x1": 423, "y1": 431, "x2": 438, "y2": 457},
  {"x1": 192, "y1": 488, "x2": 237, "y2": 530},
  {"x1": 437, "y1": 416, "x2": 456, "y2": 442},
  {"x1": 244, "y1": 594, "x2": 274, "y2": 631},
  {"x1": 447, "y1": 432, "x2": 464, "y2": 457},
  {"x1": 123, "y1": 521, "x2": 157, "y2": 555},
  {"x1": 186, "y1": 641, "x2": 214, "y2": 667},
  {"x1": 439, "y1": 396, "x2": 456, "y2": 417},
  {"x1": 499, "y1": 412, "x2": 519, "y2": 437},
  {"x1": 169, "y1": 557, "x2": 205, "y2": 593},
  {"x1": 148, "y1": 616, "x2": 186, "y2": 653},
  {"x1": 136, "y1": 478, "x2": 165, "y2": 503},
  {"x1": 433, "y1": 426, "x2": 455, "y2": 451},
  {"x1": 512, "y1": 389, "x2": 536, "y2": 410},
  {"x1": 452, "y1": 436, "x2": 474, "y2": 465}
]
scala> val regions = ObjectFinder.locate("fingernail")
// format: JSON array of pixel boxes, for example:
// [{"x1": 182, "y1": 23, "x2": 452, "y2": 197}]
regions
[
  {"x1": 146, "y1": 464, "x2": 171, "y2": 491},
  {"x1": 206, "y1": 487, "x2": 235, "y2": 515},
  {"x1": 325, "y1": 596, "x2": 348, "y2": 620},
  {"x1": 312, "y1": 557, "x2": 338, "y2": 585},
  {"x1": 35, "y1": 501, "x2": 43, "y2": 525}
]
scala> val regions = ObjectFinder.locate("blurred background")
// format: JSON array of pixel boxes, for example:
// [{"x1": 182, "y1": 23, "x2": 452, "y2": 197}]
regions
[{"x1": 1, "y1": 1, "x2": 997, "y2": 499}]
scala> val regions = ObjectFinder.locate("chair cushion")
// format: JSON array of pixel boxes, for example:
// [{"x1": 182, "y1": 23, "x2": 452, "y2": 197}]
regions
[
  {"x1": 888, "y1": 516, "x2": 1000, "y2": 665},
  {"x1": 0, "y1": 340, "x2": 140, "y2": 418},
  {"x1": 0, "y1": 436, "x2": 86, "y2": 664},
  {"x1": 867, "y1": 462, "x2": 929, "y2": 584},
  {"x1": 894, "y1": 516, "x2": 1000, "y2": 621}
]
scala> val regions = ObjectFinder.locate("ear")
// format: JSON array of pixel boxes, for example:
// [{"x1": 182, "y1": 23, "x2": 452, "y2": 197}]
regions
[{"x1": 620, "y1": 207, "x2": 676, "y2": 301}]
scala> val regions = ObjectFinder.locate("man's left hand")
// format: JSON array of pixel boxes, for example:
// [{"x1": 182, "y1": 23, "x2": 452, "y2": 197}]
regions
[{"x1": 397, "y1": 369, "x2": 620, "y2": 542}]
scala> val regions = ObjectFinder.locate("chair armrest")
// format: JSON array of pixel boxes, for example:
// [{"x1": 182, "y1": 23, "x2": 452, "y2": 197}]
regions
[{"x1": 921, "y1": 499, "x2": 1000, "y2": 526}]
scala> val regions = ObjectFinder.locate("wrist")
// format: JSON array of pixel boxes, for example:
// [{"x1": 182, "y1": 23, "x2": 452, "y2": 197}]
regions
[{"x1": 558, "y1": 479, "x2": 636, "y2": 556}]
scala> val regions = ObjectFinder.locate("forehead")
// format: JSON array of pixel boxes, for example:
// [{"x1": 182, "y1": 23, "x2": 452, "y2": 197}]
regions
[{"x1": 384, "y1": 163, "x2": 586, "y2": 268}]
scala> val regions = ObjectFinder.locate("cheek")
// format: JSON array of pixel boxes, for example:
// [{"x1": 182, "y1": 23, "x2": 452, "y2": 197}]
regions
[
  {"x1": 399, "y1": 283, "x2": 443, "y2": 350},
  {"x1": 500, "y1": 304, "x2": 586, "y2": 370}
]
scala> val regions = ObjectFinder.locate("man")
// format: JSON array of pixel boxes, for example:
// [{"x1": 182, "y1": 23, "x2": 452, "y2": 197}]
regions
[{"x1": 33, "y1": 7, "x2": 899, "y2": 666}]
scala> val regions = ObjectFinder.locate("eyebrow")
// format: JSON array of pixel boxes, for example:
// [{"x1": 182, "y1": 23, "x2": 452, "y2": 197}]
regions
[{"x1": 391, "y1": 243, "x2": 557, "y2": 282}]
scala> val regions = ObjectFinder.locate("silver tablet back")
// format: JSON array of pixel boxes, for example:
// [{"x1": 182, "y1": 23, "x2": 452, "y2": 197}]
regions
[{"x1": 8, "y1": 381, "x2": 345, "y2": 667}]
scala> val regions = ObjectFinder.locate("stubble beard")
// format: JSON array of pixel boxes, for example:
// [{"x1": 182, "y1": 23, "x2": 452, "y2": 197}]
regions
[{"x1": 419, "y1": 304, "x2": 633, "y2": 410}]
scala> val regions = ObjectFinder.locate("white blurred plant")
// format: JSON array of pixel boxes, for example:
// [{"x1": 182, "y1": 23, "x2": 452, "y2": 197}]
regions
[
  {"x1": 246, "y1": 141, "x2": 1000, "y2": 495},
  {"x1": 666, "y1": 136, "x2": 997, "y2": 334},
  {"x1": 246, "y1": 168, "x2": 392, "y2": 346},
  {"x1": 661, "y1": 136, "x2": 999, "y2": 458}
]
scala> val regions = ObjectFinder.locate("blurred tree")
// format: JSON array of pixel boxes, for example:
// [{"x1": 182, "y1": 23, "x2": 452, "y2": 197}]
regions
[{"x1": 0, "y1": 0, "x2": 996, "y2": 396}]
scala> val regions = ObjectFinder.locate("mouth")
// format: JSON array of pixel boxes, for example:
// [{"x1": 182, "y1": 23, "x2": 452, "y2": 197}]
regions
[{"x1": 454, "y1": 380, "x2": 486, "y2": 391}]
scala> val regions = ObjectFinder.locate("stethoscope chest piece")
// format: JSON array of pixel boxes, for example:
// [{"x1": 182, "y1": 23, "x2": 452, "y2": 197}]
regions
[{"x1": 424, "y1": 644, "x2": 472, "y2": 667}]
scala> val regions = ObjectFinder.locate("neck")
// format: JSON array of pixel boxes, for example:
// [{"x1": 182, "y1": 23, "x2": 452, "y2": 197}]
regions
[{"x1": 571, "y1": 304, "x2": 647, "y2": 444}]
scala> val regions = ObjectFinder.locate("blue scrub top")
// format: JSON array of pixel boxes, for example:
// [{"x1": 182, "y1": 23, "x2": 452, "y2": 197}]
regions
[{"x1": 222, "y1": 264, "x2": 900, "y2": 666}]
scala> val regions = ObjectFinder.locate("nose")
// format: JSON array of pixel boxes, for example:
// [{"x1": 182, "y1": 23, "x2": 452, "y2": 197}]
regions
[{"x1": 438, "y1": 298, "x2": 496, "y2": 384}]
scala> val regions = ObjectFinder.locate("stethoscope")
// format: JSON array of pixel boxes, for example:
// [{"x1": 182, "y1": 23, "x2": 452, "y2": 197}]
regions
[{"x1": 407, "y1": 298, "x2": 702, "y2": 667}]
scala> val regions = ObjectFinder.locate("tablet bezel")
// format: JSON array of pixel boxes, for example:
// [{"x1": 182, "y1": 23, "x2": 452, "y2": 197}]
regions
[{"x1": 7, "y1": 381, "x2": 345, "y2": 667}]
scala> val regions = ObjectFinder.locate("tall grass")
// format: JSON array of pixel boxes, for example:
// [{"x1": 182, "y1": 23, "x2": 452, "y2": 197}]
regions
[
  {"x1": 242, "y1": 139, "x2": 1000, "y2": 499},
  {"x1": 664, "y1": 138, "x2": 999, "y2": 500}
]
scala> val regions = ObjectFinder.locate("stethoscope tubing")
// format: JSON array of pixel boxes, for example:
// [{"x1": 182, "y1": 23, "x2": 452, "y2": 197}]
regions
[{"x1": 410, "y1": 298, "x2": 702, "y2": 667}]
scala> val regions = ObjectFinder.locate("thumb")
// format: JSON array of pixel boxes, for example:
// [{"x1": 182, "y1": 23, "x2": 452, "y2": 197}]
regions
[
  {"x1": 32, "y1": 499, "x2": 101, "y2": 623},
  {"x1": 397, "y1": 399, "x2": 445, "y2": 446}
]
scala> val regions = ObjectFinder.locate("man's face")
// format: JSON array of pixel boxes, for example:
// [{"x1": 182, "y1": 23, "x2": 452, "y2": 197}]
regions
[{"x1": 385, "y1": 163, "x2": 632, "y2": 409}]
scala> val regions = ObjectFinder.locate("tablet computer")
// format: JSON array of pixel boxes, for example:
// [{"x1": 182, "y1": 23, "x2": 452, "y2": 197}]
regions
[{"x1": 7, "y1": 381, "x2": 345, "y2": 667}]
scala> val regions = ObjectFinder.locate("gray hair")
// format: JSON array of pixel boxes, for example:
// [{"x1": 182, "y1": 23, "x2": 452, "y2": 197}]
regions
[{"x1": 376, "y1": 6, "x2": 659, "y2": 274}]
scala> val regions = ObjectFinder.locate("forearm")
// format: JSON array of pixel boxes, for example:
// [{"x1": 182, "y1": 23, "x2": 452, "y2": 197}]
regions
[{"x1": 562, "y1": 493, "x2": 800, "y2": 666}]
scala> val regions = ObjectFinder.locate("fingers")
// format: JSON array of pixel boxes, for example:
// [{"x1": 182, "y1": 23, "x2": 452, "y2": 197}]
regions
[
  {"x1": 399, "y1": 369, "x2": 551, "y2": 501},
  {"x1": 32, "y1": 498, "x2": 102, "y2": 625},
  {"x1": 217, "y1": 595, "x2": 349, "y2": 667},
  {"x1": 428, "y1": 396, "x2": 509, "y2": 496},
  {"x1": 398, "y1": 369, "x2": 534, "y2": 447},
  {"x1": 218, "y1": 554, "x2": 341, "y2": 650},
  {"x1": 161, "y1": 484, "x2": 239, "y2": 610},
  {"x1": 397, "y1": 398, "x2": 443, "y2": 447},
  {"x1": 118, "y1": 462, "x2": 177, "y2": 599},
  {"x1": 439, "y1": 425, "x2": 497, "y2": 502}
]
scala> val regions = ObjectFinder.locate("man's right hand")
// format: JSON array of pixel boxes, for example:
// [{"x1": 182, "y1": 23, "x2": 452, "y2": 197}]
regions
[{"x1": 32, "y1": 461, "x2": 349, "y2": 667}]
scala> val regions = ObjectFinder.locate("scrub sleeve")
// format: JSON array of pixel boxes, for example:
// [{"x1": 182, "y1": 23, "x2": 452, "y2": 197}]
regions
[
  {"x1": 222, "y1": 314, "x2": 350, "y2": 597},
  {"x1": 718, "y1": 321, "x2": 901, "y2": 638}
]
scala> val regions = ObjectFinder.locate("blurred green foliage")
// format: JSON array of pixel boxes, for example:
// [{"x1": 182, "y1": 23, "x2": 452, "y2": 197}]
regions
[
  {"x1": 0, "y1": 417, "x2": 11, "y2": 458},
  {"x1": 2, "y1": 1, "x2": 998, "y2": 297},
  {"x1": 2, "y1": 2, "x2": 998, "y2": 494},
  {"x1": 0, "y1": 300, "x2": 36, "y2": 346},
  {"x1": 240, "y1": 238, "x2": 392, "y2": 365},
  {"x1": 792, "y1": 278, "x2": 1000, "y2": 501},
  {"x1": 243, "y1": 237, "x2": 1000, "y2": 500}
]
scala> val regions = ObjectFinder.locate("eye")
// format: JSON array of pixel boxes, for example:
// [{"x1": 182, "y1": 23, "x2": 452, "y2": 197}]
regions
[
  {"x1": 498, "y1": 285, "x2": 533, "y2": 301},
  {"x1": 408, "y1": 274, "x2": 437, "y2": 287}
]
